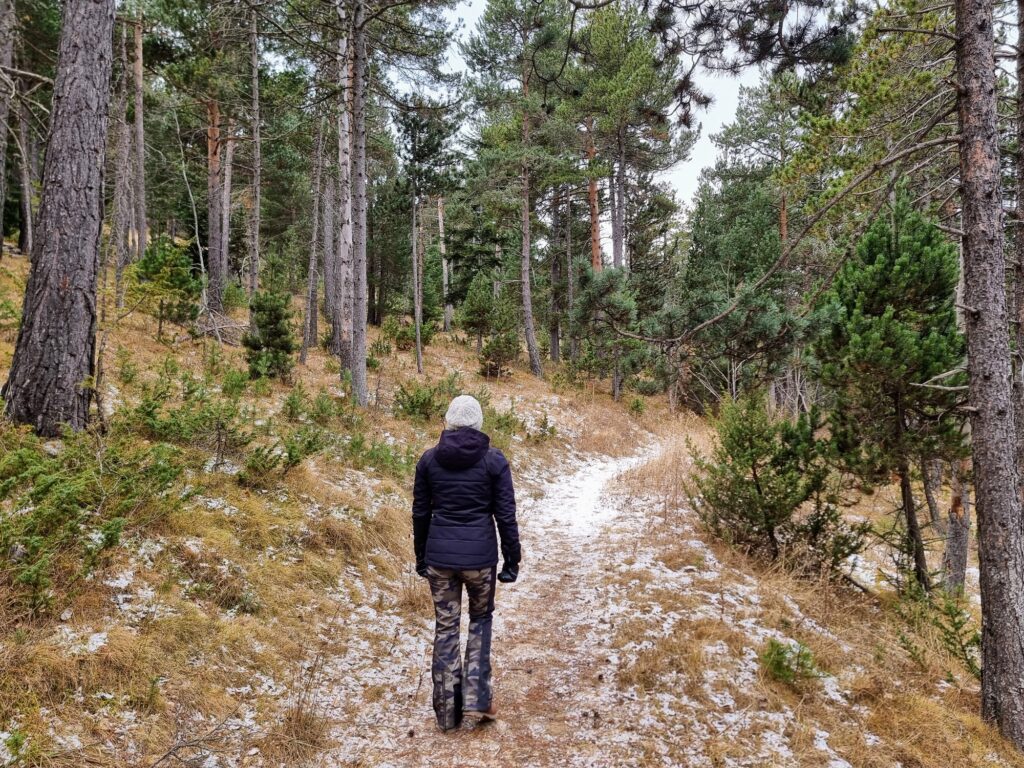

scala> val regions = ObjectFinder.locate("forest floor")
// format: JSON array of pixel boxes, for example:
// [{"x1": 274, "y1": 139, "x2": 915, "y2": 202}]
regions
[{"x1": 1, "y1": 252, "x2": 1024, "y2": 767}]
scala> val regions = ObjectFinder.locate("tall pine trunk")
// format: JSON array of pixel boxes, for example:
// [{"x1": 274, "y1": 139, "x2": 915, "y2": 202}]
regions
[
  {"x1": 549, "y1": 187, "x2": 561, "y2": 363},
  {"x1": 955, "y1": 0, "x2": 1024, "y2": 745},
  {"x1": 3, "y1": 0, "x2": 115, "y2": 436},
  {"x1": 220, "y1": 119, "x2": 235, "y2": 300},
  {"x1": 111, "y1": 27, "x2": 132, "y2": 308},
  {"x1": 586, "y1": 117, "x2": 601, "y2": 272},
  {"x1": 248, "y1": 9, "x2": 262, "y2": 295},
  {"x1": 349, "y1": 0, "x2": 369, "y2": 405},
  {"x1": 334, "y1": 5, "x2": 353, "y2": 370},
  {"x1": 205, "y1": 100, "x2": 224, "y2": 313},
  {"x1": 411, "y1": 193, "x2": 423, "y2": 373},
  {"x1": 439, "y1": 195, "x2": 452, "y2": 332},
  {"x1": 301, "y1": 119, "x2": 326, "y2": 364},
  {"x1": 566, "y1": 193, "x2": 577, "y2": 361},
  {"x1": 521, "y1": 71, "x2": 542, "y2": 378},
  {"x1": 611, "y1": 133, "x2": 625, "y2": 270},
  {"x1": 132, "y1": 14, "x2": 146, "y2": 261},
  {"x1": 0, "y1": 0, "x2": 14, "y2": 246},
  {"x1": 16, "y1": 95, "x2": 33, "y2": 255}
]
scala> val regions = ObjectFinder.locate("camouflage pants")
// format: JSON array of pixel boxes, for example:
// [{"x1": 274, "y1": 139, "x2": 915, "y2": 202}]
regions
[{"x1": 426, "y1": 566, "x2": 497, "y2": 730}]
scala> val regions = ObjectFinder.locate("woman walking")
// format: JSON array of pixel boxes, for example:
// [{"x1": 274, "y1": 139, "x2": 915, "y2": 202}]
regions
[{"x1": 412, "y1": 395, "x2": 521, "y2": 731}]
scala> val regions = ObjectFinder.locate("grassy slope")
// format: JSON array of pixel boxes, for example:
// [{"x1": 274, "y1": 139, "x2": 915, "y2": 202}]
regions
[{"x1": 0, "y1": 253, "x2": 1019, "y2": 767}]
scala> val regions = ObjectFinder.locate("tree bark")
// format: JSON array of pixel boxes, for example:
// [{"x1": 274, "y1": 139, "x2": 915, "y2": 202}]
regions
[
  {"x1": 411, "y1": 193, "x2": 423, "y2": 373},
  {"x1": 16, "y1": 95, "x2": 33, "y2": 256},
  {"x1": 1015, "y1": 0, "x2": 1024, "y2": 503},
  {"x1": 205, "y1": 100, "x2": 223, "y2": 313},
  {"x1": 549, "y1": 187, "x2": 561, "y2": 363},
  {"x1": 955, "y1": 0, "x2": 1024, "y2": 745},
  {"x1": 321, "y1": 166, "x2": 336, "y2": 344},
  {"x1": 301, "y1": 119, "x2": 326, "y2": 364},
  {"x1": 132, "y1": 14, "x2": 146, "y2": 262},
  {"x1": 349, "y1": 0, "x2": 368, "y2": 405},
  {"x1": 0, "y1": 0, "x2": 15, "y2": 245},
  {"x1": 220, "y1": 118, "x2": 235, "y2": 299},
  {"x1": 3, "y1": 0, "x2": 115, "y2": 436},
  {"x1": 612, "y1": 134, "x2": 625, "y2": 270},
  {"x1": 333, "y1": 5, "x2": 353, "y2": 369},
  {"x1": 439, "y1": 195, "x2": 452, "y2": 332},
  {"x1": 586, "y1": 117, "x2": 601, "y2": 272},
  {"x1": 248, "y1": 8, "x2": 262, "y2": 295},
  {"x1": 566, "y1": 192, "x2": 577, "y2": 361},
  {"x1": 943, "y1": 458, "x2": 972, "y2": 594},
  {"x1": 111, "y1": 27, "x2": 132, "y2": 308},
  {"x1": 921, "y1": 456, "x2": 946, "y2": 535}
]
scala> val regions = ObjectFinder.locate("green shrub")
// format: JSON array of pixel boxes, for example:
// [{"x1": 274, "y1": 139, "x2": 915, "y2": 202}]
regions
[
  {"x1": 283, "y1": 383, "x2": 308, "y2": 422},
  {"x1": 221, "y1": 369, "x2": 249, "y2": 399},
  {"x1": 238, "y1": 445, "x2": 282, "y2": 488},
  {"x1": 0, "y1": 421, "x2": 184, "y2": 613},
  {"x1": 116, "y1": 347, "x2": 139, "y2": 386},
  {"x1": 631, "y1": 377, "x2": 663, "y2": 396},
  {"x1": 760, "y1": 638, "x2": 818, "y2": 685},
  {"x1": 132, "y1": 235, "x2": 202, "y2": 338},
  {"x1": 383, "y1": 315, "x2": 435, "y2": 351},
  {"x1": 629, "y1": 397, "x2": 646, "y2": 417},
  {"x1": 690, "y1": 395, "x2": 867, "y2": 572},
  {"x1": 370, "y1": 338, "x2": 392, "y2": 358},
  {"x1": 243, "y1": 292, "x2": 297, "y2": 380},
  {"x1": 223, "y1": 280, "x2": 249, "y2": 312},
  {"x1": 394, "y1": 380, "x2": 442, "y2": 422},
  {"x1": 310, "y1": 389, "x2": 337, "y2": 426}
]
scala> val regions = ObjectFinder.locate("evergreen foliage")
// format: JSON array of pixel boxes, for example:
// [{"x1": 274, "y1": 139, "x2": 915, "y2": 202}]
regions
[{"x1": 243, "y1": 292, "x2": 297, "y2": 380}]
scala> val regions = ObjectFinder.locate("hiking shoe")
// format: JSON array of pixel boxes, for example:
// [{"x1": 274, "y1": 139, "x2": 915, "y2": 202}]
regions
[{"x1": 466, "y1": 703, "x2": 498, "y2": 721}]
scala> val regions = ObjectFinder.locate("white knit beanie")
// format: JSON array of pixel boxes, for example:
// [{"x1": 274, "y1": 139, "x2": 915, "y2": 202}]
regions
[{"x1": 445, "y1": 395, "x2": 484, "y2": 431}]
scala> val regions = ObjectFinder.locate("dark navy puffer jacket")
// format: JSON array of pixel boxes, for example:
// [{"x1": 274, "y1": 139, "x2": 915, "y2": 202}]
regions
[{"x1": 412, "y1": 428, "x2": 521, "y2": 571}]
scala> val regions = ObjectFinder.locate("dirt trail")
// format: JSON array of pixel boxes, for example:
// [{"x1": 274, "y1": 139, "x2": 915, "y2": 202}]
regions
[{"x1": 316, "y1": 445, "x2": 660, "y2": 768}]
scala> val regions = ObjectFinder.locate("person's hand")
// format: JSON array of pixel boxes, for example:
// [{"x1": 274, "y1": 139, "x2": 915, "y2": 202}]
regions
[
  {"x1": 416, "y1": 560, "x2": 428, "y2": 578},
  {"x1": 497, "y1": 564, "x2": 518, "y2": 583}
]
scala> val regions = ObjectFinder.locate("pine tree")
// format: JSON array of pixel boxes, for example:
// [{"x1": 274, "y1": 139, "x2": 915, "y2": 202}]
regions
[{"x1": 814, "y1": 194, "x2": 965, "y2": 591}]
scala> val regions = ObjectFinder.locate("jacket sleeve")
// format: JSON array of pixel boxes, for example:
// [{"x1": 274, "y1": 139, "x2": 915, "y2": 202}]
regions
[
  {"x1": 412, "y1": 453, "x2": 432, "y2": 564},
  {"x1": 490, "y1": 450, "x2": 521, "y2": 567}
]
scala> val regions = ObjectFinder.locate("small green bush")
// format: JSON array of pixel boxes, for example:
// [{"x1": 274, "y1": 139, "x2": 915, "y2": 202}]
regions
[
  {"x1": 283, "y1": 383, "x2": 308, "y2": 422},
  {"x1": 223, "y1": 280, "x2": 249, "y2": 312},
  {"x1": 132, "y1": 235, "x2": 202, "y2": 338},
  {"x1": 760, "y1": 638, "x2": 818, "y2": 685},
  {"x1": 629, "y1": 397, "x2": 646, "y2": 417},
  {"x1": 691, "y1": 395, "x2": 867, "y2": 572},
  {"x1": 243, "y1": 292, "x2": 297, "y2": 380},
  {"x1": 221, "y1": 369, "x2": 249, "y2": 399},
  {"x1": 0, "y1": 421, "x2": 184, "y2": 613}
]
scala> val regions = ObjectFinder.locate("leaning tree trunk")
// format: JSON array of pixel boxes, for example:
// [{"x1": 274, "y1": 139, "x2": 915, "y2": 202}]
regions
[
  {"x1": 248, "y1": 8, "x2": 261, "y2": 295},
  {"x1": 2, "y1": 0, "x2": 115, "y2": 436},
  {"x1": 132, "y1": 13, "x2": 146, "y2": 262},
  {"x1": 301, "y1": 119, "x2": 326, "y2": 365},
  {"x1": 955, "y1": 0, "x2": 1024, "y2": 746},
  {"x1": 349, "y1": 0, "x2": 369, "y2": 406},
  {"x1": 205, "y1": 100, "x2": 224, "y2": 314},
  {"x1": 0, "y1": 0, "x2": 15, "y2": 246},
  {"x1": 943, "y1": 457, "x2": 972, "y2": 594}
]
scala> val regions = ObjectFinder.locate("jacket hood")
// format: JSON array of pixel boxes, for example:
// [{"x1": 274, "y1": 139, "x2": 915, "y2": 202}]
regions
[{"x1": 435, "y1": 428, "x2": 490, "y2": 470}]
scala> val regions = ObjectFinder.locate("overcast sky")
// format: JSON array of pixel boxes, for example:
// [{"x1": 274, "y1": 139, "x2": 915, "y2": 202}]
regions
[{"x1": 444, "y1": 0, "x2": 759, "y2": 208}]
